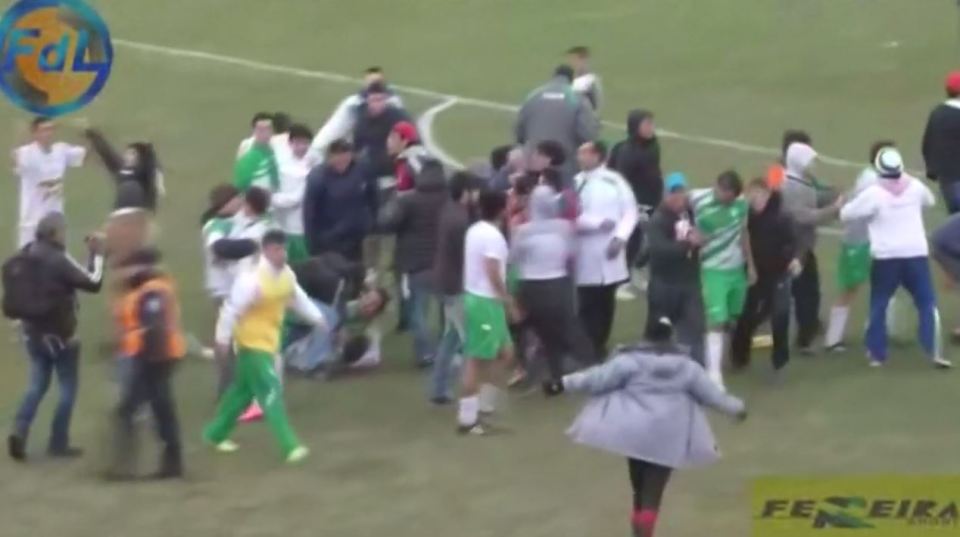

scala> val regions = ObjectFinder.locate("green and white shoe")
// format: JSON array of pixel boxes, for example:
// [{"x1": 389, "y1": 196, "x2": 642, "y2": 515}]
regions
[{"x1": 286, "y1": 446, "x2": 310, "y2": 464}]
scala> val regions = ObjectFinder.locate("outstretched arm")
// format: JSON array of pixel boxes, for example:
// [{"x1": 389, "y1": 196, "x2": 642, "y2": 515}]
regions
[
  {"x1": 83, "y1": 128, "x2": 124, "y2": 178},
  {"x1": 562, "y1": 355, "x2": 634, "y2": 395}
]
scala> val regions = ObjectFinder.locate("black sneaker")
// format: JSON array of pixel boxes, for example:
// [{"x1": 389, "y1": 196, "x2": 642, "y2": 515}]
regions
[
  {"x1": 430, "y1": 396, "x2": 453, "y2": 406},
  {"x1": 8, "y1": 434, "x2": 25, "y2": 462},
  {"x1": 48, "y1": 446, "x2": 84, "y2": 459},
  {"x1": 825, "y1": 342, "x2": 847, "y2": 353}
]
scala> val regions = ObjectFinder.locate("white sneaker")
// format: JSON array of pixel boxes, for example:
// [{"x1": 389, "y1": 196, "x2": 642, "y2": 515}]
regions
[
  {"x1": 933, "y1": 357, "x2": 953, "y2": 370},
  {"x1": 868, "y1": 359, "x2": 884, "y2": 368},
  {"x1": 616, "y1": 285, "x2": 637, "y2": 302}
]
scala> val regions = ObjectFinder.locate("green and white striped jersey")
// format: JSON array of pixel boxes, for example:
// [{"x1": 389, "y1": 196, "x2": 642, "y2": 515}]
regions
[{"x1": 690, "y1": 188, "x2": 749, "y2": 270}]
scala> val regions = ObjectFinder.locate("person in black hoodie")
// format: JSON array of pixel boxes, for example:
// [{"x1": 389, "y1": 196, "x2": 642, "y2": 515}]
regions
[
  {"x1": 83, "y1": 127, "x2": 162, "y2": 211},
  {"x1": 353, "y1": 82, "x2": 414, "y2": 179},
  {"x1": 379, "y1": 160, "x2": 448, "y2": 368},
  {"x1": 922, "y1": 71, "x2": 960, "y2": 214},
  {"x1": 730, "y1": 179, "x2": 801, "y2": 377},
  {"x1": 610, "y1": 110, "x2": 662, "y2": 294}
]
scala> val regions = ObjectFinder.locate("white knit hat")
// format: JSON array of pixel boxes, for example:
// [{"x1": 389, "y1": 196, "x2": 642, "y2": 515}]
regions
[{"x1": 874, "y1": 147, "x2": 904, "y2": 179}]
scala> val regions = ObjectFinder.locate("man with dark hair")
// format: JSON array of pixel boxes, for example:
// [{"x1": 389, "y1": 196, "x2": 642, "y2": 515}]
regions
[
  {"x1": 690, "y1": 170, "x2": 756, "y2": 389},
  {"x1": 922, "y1": 71, "x2": 960, "y2": 213},
  {"x1": 489, "y1": 145, "x2": 525, "y2": 192},
  {"x1": 7, "y1": 212, "x2": 104, "y2": 461},
  {"x1": 457, "y1": 189, "x2": 517, "y2": 434},
  {"x1": 516, "y1": 66, "x2": 599, "y2": 180},
  {"x1": 386, "y1": 121, "x2": 429, "y2": 194},
  {"x1": 573, "y1": 141, "x2": 638, "y2": 357},
  {"x1": 567, "y1": 45, "x2": 602, "y2": 110},
  {"x1": 272, "y1": 123, "x2": 315, "y2": 263},
  {"x1": 234, "y1": 112, "x2": 279, "y2": 193},
  {"x1": 302, "y1": 140, "x2": 379, "y2": 262},
  {"x1": 431, "y1": 172, "x2": 481, "y2": 404},
  {"x1": 352, "y1": 82, "x2": 413, "y2": 178}
]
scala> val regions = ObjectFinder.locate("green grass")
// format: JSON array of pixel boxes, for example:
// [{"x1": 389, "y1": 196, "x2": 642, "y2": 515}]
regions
[{"x1": 2, "y1": 1, "x2": 960, "y2": 536}]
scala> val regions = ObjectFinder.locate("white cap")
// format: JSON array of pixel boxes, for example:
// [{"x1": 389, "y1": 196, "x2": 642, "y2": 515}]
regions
[{"x1": 874, "y1": 147, "x2": 904, "y2": 179}]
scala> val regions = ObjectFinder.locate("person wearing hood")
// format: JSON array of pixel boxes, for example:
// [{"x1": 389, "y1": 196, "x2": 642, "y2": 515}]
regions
[
  {"x1": 922, "y1": 71, "x2": 960, "y2": 214},
  {"x1": 378, "y1": 159, "x2": 447, "y2": 368},
  {"x1": 511, "y1": 184, "x2": 595, "y2": 395},
  {"x1": 840, "y1": 147, "x2": 950, "y2": 369},
  {"x1": 780, "y1": 142, "x2": 843, "y2": 352},
  {"x1": 557, "y1": 317, "x2": 746, "y2": 537},
  {"x1": 610, "y1": 110, "x2": 663, "y2": 299},
  {"x1": 730, "y1": 179, "x2": 801, "y2": 377},
  {"x1": 644, "y1": 173, "x2": 704, "y2": 365},
  {"x1": 84, "y1": 126, "x2": 163, "y2": 212},
  {"x1": 515, "y1": 65, "x2": 599, "y2": 180}
]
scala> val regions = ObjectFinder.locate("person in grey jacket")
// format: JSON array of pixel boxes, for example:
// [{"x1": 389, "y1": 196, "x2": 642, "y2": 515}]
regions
[
  {"x1": 780, "y1": 142, "x2": 843, "y2": 351},
  {"x1": 515, "y1": 65, "x2": 599, "y2": 180},
  {"x1": 511, "y1": 185, "x2": 595, "y2": 395},
  {"x1": 560, "y1": 318, "x2": 746, "y2": 537}
]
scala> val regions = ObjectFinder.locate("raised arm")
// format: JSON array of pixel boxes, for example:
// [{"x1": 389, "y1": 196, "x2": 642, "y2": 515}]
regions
[
  {"x1": 308, "y1": 96, "x2": 358, "y2": 162},
  {"x1": 83, "y1": 128, "x2": 123, "y2": 177},
  {"x1": 60, "y1": 250, "x2": 104, "y2": 293}
]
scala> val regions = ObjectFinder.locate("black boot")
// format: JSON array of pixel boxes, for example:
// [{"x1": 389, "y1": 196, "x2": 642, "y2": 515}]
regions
[{"x1": 8, "y1": 434, "x2": 26, "y2": 461}]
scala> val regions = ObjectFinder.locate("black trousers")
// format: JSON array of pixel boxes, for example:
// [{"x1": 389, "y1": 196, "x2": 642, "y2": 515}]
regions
[
  {"x1": 519, "y1": 277, "x2": 596, "y2": 381},
  {"x1": 625, "y1": 224, "x2": 647, "y2": 270},
  {"x1": 731, "y1": 275, "x2": 791, "y2": 370},
  {"x1": 646, "y1": 280, "x2": 705, "y2": 364},
  {"x1": 113, "y1": 360, "x2": 181, "y2": 475},
  {"x1": 577, "y1": 284, "x2": 618, "y2": 358},
  {"x1": 791, "y1": 251, "x2": 820, "y2": 347},
  {"x1": 628, "y1": 458, "x2": 672, "y2": 510}
]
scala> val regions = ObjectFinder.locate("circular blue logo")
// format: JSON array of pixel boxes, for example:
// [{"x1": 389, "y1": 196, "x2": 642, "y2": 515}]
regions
[{"x1": 0, "y1": 0, "x2": 112, "y2": 116}]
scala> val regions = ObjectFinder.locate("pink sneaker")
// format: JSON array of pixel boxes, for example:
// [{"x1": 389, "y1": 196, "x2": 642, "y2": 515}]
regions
[{"x1": 238, "y1": 402, "x2": 264, "y2": 423}]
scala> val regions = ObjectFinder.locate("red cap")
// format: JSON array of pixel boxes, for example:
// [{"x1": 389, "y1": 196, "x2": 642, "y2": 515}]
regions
[
  {"x1": 946, "y1": 71, "x2": 960, "y2": 95},
  {"x1": 392, "y1": 121, "x2": 419, "y2": 144}
]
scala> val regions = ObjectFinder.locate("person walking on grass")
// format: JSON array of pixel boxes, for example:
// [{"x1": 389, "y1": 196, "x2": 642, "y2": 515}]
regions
[
  {"x1": 839, "y1": 147, "x2": 951, "y2": 369},
  {"x1": 271, "y1": 123, "x2": 315, "y2": 263},
  {"x1": 922, "y1": 71, "x2": 960, "y2": 214},
  {"x1": 12, "y1": 116, "x2": 87, "y2": 248},
  {"x1": 6, "y1": 213, "x2": 104, "y2": 461},
  {"x1": 234, "y1": 112, "x2": 279, "y2": 194},
  {"x1": 824, "y1": 141, "x2": 894, "y2": 352},
  {"x1": 574, "y1": 141, "x2": 639, "y2": 358},
  {"x1": 730, "y1": 179, "x2": 801, "y2": 379},
  {"x1": 457, "y1": 190, "x2": 519, "y2": 435},
  {"x1": 644, "y1": 173, "x2": 705, "y2": 365},
  {"x1": 559, "y1": 317, "x2": 746, "y2": 537},
  {"x1": 109, "y1": 248, "x2": 186, "y2": 480},
  {"x1": 690, "y1": 171, "x2": 756, "y2": 390},
  {"x1": 203, "y1": 230, "x2": 328, "y2": 463},
  {"x1": 430, "y1": 172, "x2": 481, "y2": 405}
]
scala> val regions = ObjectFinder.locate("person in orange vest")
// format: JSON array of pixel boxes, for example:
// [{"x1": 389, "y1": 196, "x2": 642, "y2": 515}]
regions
[{"x1": 109, "y1": 248, "x2": 186, "y2": 480}]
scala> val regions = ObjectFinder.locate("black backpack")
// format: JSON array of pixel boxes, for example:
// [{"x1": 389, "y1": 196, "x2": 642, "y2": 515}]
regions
[{"x1": 2, "y1": 246, "x2": 58, "y2": 321}]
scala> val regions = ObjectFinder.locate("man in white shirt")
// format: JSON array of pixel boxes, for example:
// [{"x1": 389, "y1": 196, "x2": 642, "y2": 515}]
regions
[
  {"x1": 839, "y1": 147, "x2": 950, "y2": 369},
  {"x1": 457, "y1": 190, "x2": 518, "y2": 436},
  {"x1": 271, "y1": 124, "x2": 315, "y2": 263},
  {"x1": 573, "y1": 141, "x2": 638, "y2": 358},
  {"x1": 13, "y1": 117, "x2": 86, "y2": 248}
]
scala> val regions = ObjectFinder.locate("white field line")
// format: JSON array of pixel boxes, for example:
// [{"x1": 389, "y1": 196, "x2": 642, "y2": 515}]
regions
[
  {"x1": 416, "y1": 97, "x2": 463, "y2": 169},
  {"x1": 113, "y1": 38, "x2": 866, "y2": 170}
]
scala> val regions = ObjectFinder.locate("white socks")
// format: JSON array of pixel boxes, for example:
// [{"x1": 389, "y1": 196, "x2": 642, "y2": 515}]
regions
[
  {"x1": 479, "y1": 383, "x2": 498, "y2": 414},
  {"x1": 825, "y1": 306, "x2": 849, "y2": 347},
  {"x1": 705, "y1": 332, "x2": 725, "y2": 390},
  {"x1": 457, "y1": 396, "x2": 479, "y2": 426}
]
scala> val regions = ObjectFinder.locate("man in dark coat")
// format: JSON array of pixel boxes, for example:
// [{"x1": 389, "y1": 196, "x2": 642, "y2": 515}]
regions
[
  {"x1": 353, "y1": 82, "x2": 413, "y2": 179},
  {"x1": 922, "y1": 71, "x2": 960, "y2": 214}
]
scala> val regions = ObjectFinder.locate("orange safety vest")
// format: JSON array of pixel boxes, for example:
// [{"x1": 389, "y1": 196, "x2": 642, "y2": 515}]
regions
[
  {"x1": 766, "y1": 163, "x2": 785, "y2": 190},
  {"x1": 116, "y1": 276, "x2": 186, "y2": 360}
]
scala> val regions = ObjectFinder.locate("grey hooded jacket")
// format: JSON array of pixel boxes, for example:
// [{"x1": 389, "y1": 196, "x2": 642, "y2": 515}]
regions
[
  {"x1": 515, "y1": 76, "x2": 599, "y2": 175},
  {"x1": 781, "y1": 143, "x2": 838, "y2": 255},
  {"x1": 510, "y1": 185, "x2": 574, "y2": 280},
  {"x1": 563, "y1": 344, "x2": 745, "y2": 468}
]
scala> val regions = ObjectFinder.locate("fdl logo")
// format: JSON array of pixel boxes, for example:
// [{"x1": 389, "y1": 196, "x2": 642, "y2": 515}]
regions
[{"x1": 0, "y1": 0, "x2": 112, "y2": 116}]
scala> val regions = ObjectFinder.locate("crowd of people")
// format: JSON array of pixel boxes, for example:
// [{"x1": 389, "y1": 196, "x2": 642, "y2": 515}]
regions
[{"x1": 6, "y1": 46, "x2": 960, "y2": 537}]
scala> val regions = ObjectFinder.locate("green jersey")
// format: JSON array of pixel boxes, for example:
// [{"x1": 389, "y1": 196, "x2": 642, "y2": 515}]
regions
[
  {"x1": 690, "y1": 188, "x2": 748, "y2": 270},
  {"x1": 234, "y1": 144, "x2": 279, "y2": 192}
]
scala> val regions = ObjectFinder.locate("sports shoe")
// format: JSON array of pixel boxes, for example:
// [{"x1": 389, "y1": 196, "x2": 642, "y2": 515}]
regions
[
  {"x1": 616, "y1": 285, "x2": 638, "y2": 302},
  {"x1": 7, "y1": 434, "x2": 25, "y2": 462},
  {"x1": 286, "y1": 446, "x2": 310, "y2": 464},
  {"x1": 457, "y1": 422, "x2": 487, "y2": 436},
  {"x1": 933, "y1": 357, "x2": 953, "y2": 370},
  {"x1": 868, "y1": 359, "x2": 884, "y2": 368},
  {"x1": 430, "y1": 396, "x2": 453, "y2": 406},
  {"x1": 48, "y1": 446, "x2": 83, "y2": 459},
  {"x1": 212, "y1": 439, "x2": 239, "y2": 453},
  {"x1": 238, "y1": 403, "x2": 264, "y2": 423},
  {"x1": 825, "y1": 342, "x2": 847, "y2": 353}
]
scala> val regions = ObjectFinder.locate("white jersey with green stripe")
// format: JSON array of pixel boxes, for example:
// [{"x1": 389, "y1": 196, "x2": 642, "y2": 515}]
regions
[{"x1": 690, "y1": 188, "x2": 749, "y2": 270}]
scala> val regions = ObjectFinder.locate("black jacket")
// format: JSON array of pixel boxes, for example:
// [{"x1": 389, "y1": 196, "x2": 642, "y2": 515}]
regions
[
  {"x1": 433, "y1": 201, "x2": 471, "y2": 296},
  {"x1": 646, "y1": 206, "x2": 699, "y2": 287},
  {"x1": 85, "y1": 129, "x2": 159, "y2": 211},
  {"x1": 379, "y1": 162, "x2": 447, "y2": 274},
  {"x1": 610, "y1": 110, "x2": 662, "y2": 207},
  {"x1": 748, "y1": 192, "x2": 798, "y2": 278},
  {"x1": 353, "y1": 106, "x2": 412, "y2": 178},
  {"x1": 24, "y1": 240, "x2": 103, "y2": 339},
  {"x1": 292, "y1": 252, "x2": 365, "y2": 305},
  {"x1": 922, "y1": 102, "x2": 960, "y2": 183},
  {"x1": 303, "y1": 159, "x2": 379, "y2": 256}
]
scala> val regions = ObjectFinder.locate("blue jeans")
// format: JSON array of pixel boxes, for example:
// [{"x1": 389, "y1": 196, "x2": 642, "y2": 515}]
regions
[
  {"x1": 405, "y1": 270, "x2": 435, "y2": 364},
  {"x1": 13, "y1": 336, "x2": 80, "y2": 451},
  {"x1": 867, "y1": 257, "x2": 939, "y2": 361},
  {"x1": 284, "y1": 301, "x2": 339, "y2": 373},
  {"x1": 430, "y1": 294, "x2": 463, "y2": 400}
]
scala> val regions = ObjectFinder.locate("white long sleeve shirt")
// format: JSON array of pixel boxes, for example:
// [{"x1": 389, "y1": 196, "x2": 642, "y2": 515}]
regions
[
  {"x1": 573, "y1": 166, "x2": 638, "y2": 285},
  {"x1": 271, "y1": 152, "x2": 312, "y2": 235},
  {"x1": 215, "y1": 258, "x2": 326, "y2": 346},
  {"x1": 839, "y1": 175, "x2": 935, "y2": 260},
  {"x1": 14, "y1": 141, "x2": 86, "y2": 246},
  {"x1": 308, "y1": 92, "x2": 405, "y2": 163}
]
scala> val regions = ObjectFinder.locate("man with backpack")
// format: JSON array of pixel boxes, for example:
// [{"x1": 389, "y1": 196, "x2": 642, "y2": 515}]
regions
[{"x1": 5, "y1": 212, "x2": 105, "y2": 461}]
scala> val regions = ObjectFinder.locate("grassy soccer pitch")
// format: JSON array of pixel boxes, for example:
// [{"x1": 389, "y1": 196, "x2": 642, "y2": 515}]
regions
[{"x1": 2, "y1": 1, "x2": 960, "y2": 536}]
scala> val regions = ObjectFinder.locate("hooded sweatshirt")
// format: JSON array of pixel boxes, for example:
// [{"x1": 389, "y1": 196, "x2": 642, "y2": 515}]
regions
[
  {"x1": 781, "y1": 143, "x2": 832, "y2": 255},
  {"x1": 840, "y1": 173, "x2": 935, "y2": 259},
  {"x1": 379, "y1": 161, "x2": 447, "y2": 274},
  {"x1": 609, "y1": 110, "x2": 663, "y2": 208},
  {"x1": 510, "y1": 185, "x2": 575, "y2": 281}
]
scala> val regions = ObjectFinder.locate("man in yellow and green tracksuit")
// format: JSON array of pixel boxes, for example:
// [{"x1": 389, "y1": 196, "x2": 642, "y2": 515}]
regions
[{"x1": 203, "y1": 229, "x2": 327, "y2": 463}]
